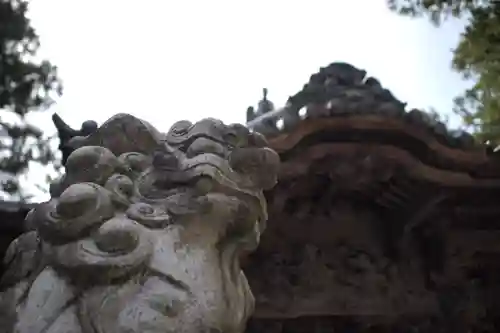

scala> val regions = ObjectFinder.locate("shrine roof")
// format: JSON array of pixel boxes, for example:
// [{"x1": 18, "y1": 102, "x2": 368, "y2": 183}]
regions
[
  {"x1": 246, "y1": 62, "x2": 500, "y2": 183},
  {"x1": 247, "y1": 62, "x2": 476, "y2": 148}
]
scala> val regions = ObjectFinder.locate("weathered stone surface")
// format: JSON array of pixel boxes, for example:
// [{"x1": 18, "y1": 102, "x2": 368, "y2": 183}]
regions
[
  {"x1": 3, "y1": 61, "x2": 500, "y2": 333},
  {"x1": 52, "y1": 113, "x2": 98, "y2": 165},
  {"x1": 0, "y1": 114, "x2": 279, "y2": 333}
]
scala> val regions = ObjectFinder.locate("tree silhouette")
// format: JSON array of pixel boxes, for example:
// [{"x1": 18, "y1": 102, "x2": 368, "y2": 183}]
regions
[
  {"x1": 388, "y1": 0, "x2": 500, "y2": 145},
  {"x1": 0, "y1": 0, "x2": 62, "y2": 200}
]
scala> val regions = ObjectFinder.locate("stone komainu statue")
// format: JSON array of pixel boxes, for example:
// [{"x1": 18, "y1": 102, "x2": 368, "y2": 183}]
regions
[{"x1": 0, "y1": 114, "x2": 280, "y2": 333}]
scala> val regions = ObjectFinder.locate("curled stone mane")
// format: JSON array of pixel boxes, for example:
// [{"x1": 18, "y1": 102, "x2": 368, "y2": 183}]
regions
[{"x1": 0, "y1": 114, "x2": 280, "y2": 333}]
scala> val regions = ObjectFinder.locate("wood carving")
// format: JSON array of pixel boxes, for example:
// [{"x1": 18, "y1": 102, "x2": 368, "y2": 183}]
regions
[{"x1": 244, "y1": 62, "x2": 500, "y2": 332}]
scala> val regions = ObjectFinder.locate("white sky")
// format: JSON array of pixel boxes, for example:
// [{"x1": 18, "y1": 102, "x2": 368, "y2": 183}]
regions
[{"x1": 23, "y1": 0, "x2": 470, "y2": 201}]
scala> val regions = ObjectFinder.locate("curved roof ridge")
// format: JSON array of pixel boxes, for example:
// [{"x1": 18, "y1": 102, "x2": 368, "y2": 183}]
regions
[{"x1": 247, "y1": 62, "x2": 482, "y2": 151}]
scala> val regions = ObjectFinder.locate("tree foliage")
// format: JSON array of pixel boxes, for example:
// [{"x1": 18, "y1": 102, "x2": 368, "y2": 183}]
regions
[
  {"x1": 388, "y1": 0, "x2": 500, "y2": 145},
  {"x1": 0, "y1": 0, "x2": 62, "y2": 200}
]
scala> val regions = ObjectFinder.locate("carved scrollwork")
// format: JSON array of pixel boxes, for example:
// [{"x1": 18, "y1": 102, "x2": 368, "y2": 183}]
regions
[
  {"x1": 0, "y1": 113, "x2": 280, "y2": 333},
  {"x1": 117, "y1": 152, "x2": 152, "y2": 176},
  {"x1": 186, "y1": 137, "x2": 226, "y2": 158},
  {"x1": 229, "y1": 147, "x2": 280, "y2": 190},
  {"x1": 105, "y1": 173, "x2": 134, "y2": 208},
  {"x1": 34, "y1": 183, "x2": 115, "y2": 244},
  {"x1": 126, "y1": 202, "x2": 171, "y2": 229},
  {"x1": 168, "y1": 120, "x2": 193, "y2": 138},
  {"x1": 49, "y1": 217, "x2": 154, "y2": 284},
  {"x1": 65, "y1": 146, "x2": 121, "y2": 185}
]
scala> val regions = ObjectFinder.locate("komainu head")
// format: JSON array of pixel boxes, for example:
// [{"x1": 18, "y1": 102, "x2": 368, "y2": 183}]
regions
[{"x1": 0, "y1": 114, "x2": 280, "y2": 333}]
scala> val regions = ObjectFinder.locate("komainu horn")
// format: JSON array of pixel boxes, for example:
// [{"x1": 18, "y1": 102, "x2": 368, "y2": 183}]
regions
[{"x1": 0, "y1": 114, "x2": 280, "y2": 333}]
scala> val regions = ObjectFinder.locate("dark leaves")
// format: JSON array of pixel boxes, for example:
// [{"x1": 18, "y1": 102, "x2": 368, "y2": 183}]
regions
[
  {"x1": 389, "y1": 0, "x2": 500, "y2": 145},
  {"x1": 0, "y1": 0, "x2": 63, "y2": 199},
  {"x1": 387, "y1": 0, "x2": 483, "y2": 25}
]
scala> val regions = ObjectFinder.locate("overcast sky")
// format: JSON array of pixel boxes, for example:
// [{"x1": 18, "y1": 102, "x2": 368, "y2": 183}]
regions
[{"x1": 23, "y1": 0, "x2": 469, "y2": 200}]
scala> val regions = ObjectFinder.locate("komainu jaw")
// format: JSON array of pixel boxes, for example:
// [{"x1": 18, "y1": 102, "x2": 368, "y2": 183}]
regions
[{"x1": 0, "y1": 114, "x2": 280, "y2": 333}]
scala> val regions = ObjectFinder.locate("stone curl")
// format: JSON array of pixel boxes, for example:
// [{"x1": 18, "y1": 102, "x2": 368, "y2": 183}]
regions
[
  {"x1": 48, "y1": 216, "x2": 154, "y2": 284},
  {"x1": 32, "y1": 180, "x2": 154, "y2": 284},
  {"x1": 35, "y1": 182, "x2": 115, "y2": 244},
  {"x1": 0, "y1": 114, "x2": 280, "y2": 333}
]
